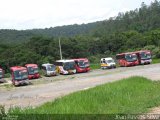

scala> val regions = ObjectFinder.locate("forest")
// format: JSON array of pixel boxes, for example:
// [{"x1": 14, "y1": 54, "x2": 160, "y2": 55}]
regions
[
  {"x1": 0, "y1": 0, "x2": 160, "y2": 72},
  {"x1": 0, "y1": 23, "x2": 97, "y2": 44}
]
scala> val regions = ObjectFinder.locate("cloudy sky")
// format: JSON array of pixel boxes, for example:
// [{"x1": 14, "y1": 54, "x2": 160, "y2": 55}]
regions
[{"x1": 0, "y1": 0, "x2": 153, "y2": 30}]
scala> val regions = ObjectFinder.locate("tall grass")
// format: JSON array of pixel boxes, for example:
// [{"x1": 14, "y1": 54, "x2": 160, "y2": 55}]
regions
[
  {"x1": 5, "y1": 76, "x2": 160, "y2": 120},
  {"x1": 90, "y1": 64, "x2": 100, "y2": 70},
  {"x1": 152, "y1": 58, "x2": 160, "y2": 64}
]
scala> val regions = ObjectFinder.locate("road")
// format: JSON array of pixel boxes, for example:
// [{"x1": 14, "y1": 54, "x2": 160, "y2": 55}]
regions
[{"x1": 0, "y1": 63, "x2": 160, "y2": 110}]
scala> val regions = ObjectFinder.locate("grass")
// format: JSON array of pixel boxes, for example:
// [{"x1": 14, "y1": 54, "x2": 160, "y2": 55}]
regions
[
  {"x1": 3, "y1": 84, "x2": 13, "y2": 90},
  {"x1": 152, "y1": 58, "x2": 160, "y2": 64},
  {"x1": 0, "y1": 82, "x2": 14, "y2": 91},
  {"x1": 5, "y1": 76, "x2": 160, "y2": 120},
  {"x1": 90, "y1": 63, "x2": 100, "y2": 70}
]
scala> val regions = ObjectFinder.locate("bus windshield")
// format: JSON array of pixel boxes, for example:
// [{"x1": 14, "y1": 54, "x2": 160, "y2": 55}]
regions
[
  {"x1": 28, "y1": 67, "x2": 39, "y2": 74},
  {"x1": 14, "y1": 70, "x2": 28, "y2": 80},
  {"x1": 140, "y1": 52, "x2": 151, "y2": 60},
  {"x1": 106, "y1": 60, "x2": 114, "y2": 63},
  {"x1": 125, "y1": 54, "x2": 137, "y2": 62},
  {"x1": 47, "y1": 65, "x2": 56, "y2": 71},
  {"x1": 78, "y1": 61, "x2": 86, "y2": 68},
  {"x1": 85, "y1": 61, "x2": 90, "y2": 67},
  {"x1": 0, "y1": 71, "x2": 3, "y2": 78},
  {"x1": 64, "y1": 62, "x2": 75, "y2": 70},
  {"x1": 34, "y1": 67, "x2": 39, "y2": 73}
]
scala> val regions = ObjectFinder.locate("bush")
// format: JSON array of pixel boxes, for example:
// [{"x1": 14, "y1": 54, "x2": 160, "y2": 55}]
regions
[{"x1": 4, "y1": 73, "x2": 10, "y2": 78}]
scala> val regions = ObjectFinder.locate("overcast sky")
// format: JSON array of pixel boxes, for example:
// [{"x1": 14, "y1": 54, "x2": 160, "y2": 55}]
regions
[{"x1": 0, "y1": 0, "x2": 153, "y2": 30}]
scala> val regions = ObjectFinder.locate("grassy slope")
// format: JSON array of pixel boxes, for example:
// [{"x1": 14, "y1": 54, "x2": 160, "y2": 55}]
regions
[{"x1": 9, "y1": 77, "x2": 160, "y2": 115}]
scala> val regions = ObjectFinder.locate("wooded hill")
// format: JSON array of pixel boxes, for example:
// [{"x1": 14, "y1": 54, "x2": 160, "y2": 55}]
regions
[
  {"x1": 0, "y1": 0, "x2": 160, "y2": 72},
  {"x1": 0, "y1": 23, "x2": 97, "y2": 44}
]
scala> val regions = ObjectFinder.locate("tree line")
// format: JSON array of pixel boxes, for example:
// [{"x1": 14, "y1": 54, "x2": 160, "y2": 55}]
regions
[{"x1": 0, "y1": 23, "x2": 97, "y2": 44}]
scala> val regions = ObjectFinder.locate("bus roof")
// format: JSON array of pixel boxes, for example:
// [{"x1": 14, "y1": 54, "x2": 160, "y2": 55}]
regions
[
  {"x1": 25, "y1": 64, "x2": 38, "y2": 67},
  {"x1": 72, "y1": 58, "x2": 89, "y2": 61},
  {"x1": 116, "y1": 52, "x2": 135, "y2": 56},
  {"x1": 42, "y1": 63, "x2": 53, "y2": 67},
  {"x1": 56, "y1": 59, "x2": 75, "y2": 63},
  {"x1": 10, "y1": 66, "x2": 27, "y2": 71},
  {"x1": 134, "y1": 50, "x2": 151, "y2": 53},
  {"x1": 101, "y1": 57, "x2": 113, "y2": 61}
]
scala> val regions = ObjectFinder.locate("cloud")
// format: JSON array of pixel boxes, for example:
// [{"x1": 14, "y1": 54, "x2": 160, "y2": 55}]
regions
[{"x1": 0, "y1": 0, "x2": 154, "y2": 30}]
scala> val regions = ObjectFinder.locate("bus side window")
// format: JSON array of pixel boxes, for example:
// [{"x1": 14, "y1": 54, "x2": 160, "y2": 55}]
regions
[
  {"x1": 42, "y1": 66, "x2": 46, "y2": 70},
  {"x1": 55, "y1": 62, "x2": 63, "y2": 66},
  {"x1": 75, "y1": 61, "x2": 78, "y2": 65},
  {"x1": 103, "y1": 59, "x2": 105, "y2": 63}
]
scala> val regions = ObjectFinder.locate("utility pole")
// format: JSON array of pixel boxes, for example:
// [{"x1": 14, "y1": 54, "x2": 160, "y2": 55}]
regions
[{"x1": 59, "y1": 37, "x2": 62, "y2": 60}]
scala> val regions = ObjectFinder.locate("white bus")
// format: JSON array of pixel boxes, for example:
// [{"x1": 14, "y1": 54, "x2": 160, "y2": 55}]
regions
[
  {"x1": 100, "y1": 57, "x2": 116, "y2": 69},
  {"x1": 42, "y1": 63, "x2": 59, "y2": 76},
  {"x1": 54, "y1": 60, "x2": 76, "y2": 75}
]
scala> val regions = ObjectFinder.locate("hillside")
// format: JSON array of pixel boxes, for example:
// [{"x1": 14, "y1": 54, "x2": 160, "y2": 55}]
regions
[
  {"x1": 0, "y1": 23, "x2": 97, "y2": 44},
  {"x1": 31, "y1": 23, "x2": 97, "y2": 37},
  {"x1": 0, "y1": 30, "x2": 34, "y2": 44},
  {"x1": 93, "y1": 1, "x2": 160, "y2": 37},
  {"x1": 1, "y1": 1, "x2": 160, "y2": 44}
]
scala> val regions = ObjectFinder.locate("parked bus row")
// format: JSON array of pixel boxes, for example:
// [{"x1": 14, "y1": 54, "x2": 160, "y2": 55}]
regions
[
  {"x1": 100, "y1": 50, "x2": 152, "y2": 69},
  {"x1": 0, "y1": 58, "x2": 90, "y2": 86},
  {"x1": 116, "y1": 50, "x2": 152, "y2": 67},
  {"x1": 0, "y1": 50, "x2": 152, "y2": 86}
]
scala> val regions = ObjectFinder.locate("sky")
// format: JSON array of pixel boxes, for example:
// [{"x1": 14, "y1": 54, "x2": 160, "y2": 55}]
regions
[{"x1": 0, "y1": 0, "x2": 154, "y2": 30}]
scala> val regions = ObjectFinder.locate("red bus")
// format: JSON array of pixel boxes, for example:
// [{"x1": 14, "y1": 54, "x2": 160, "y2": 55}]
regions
[
  {"x1": 25, "y1": 64, "x2": 40, "y2": 79},
  {"x1": 10, "y1": 66, "x2": 29, "y2": 86},
  {"x1": 0, "y1": 67, "x2": 5, "y2": 83},
  {"x1": 72, "y1": 58, "x2": 90, "y2": 73},
  {"x1": 116, "y1": 52, "x2": 139, "y2": 67},
  {"x1": 133, "y1": 50, "x2": 152, "y2": 65}
]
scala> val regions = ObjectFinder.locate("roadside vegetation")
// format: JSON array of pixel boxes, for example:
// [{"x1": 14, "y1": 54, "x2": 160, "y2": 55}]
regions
[
  {"x1": 90, "y1": 64, "x2": 100, "y2": 70},
  {"x1": 152, "y1": 58, "x2": 160, "y2": 64},
  {"x1": 3, "y1": 76, "x2": 160, "y2": 119}
]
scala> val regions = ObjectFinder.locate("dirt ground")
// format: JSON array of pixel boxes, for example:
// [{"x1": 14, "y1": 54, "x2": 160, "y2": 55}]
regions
[{"x1": 0, "y1": 63, "x2": 160, "y2": 110}]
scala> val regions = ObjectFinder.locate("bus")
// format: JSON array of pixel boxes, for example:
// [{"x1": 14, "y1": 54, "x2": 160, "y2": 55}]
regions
[
  {"x1": 134, "y1": 50, "x2": 152, "y2": 64},
  {"x1": 100, "y1": 57, "x2": 116, "y2": 69},
  {"x1": 25, "y1": 64, "x2": 40, "y2": 79},
  {"x1": 42, "y1": 63, "x2": 59, "y2": 76},
  {"x1": 116, "y1": 52, "x2": 139, "y2": 67},
  {"x1": 10, "y1": 66, "x2": 29, "y2": 86},
  {"x1": 54, "y1": 60, "x2": 76, "y2": 75},
  {"x1": 0, "y1": 68, "x2": 5, "y2": 83},
  {"x1": 72, "y1": 58, "x2": 90, "y2": 73}
]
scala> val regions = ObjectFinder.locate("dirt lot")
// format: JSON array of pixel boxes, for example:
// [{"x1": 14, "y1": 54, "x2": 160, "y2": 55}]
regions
[{"x1": 0, "y1": 63, "x2": 160, "y2": 110}]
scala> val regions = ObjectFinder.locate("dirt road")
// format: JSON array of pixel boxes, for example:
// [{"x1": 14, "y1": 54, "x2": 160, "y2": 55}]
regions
[{"x1": 0, "y1": 63, "x2": 160, "y2": 109}]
